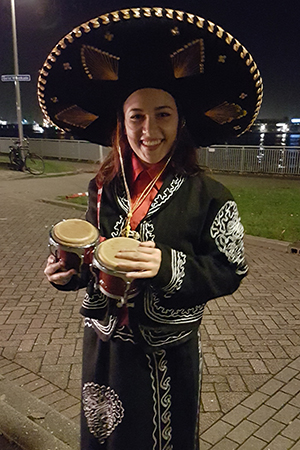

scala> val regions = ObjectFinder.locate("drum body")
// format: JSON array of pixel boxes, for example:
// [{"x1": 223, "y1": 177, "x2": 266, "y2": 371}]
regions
[
  {"x1": 49, "y1": 219, "x2": 99, "y2": 273},
  {"x1": 93, "y1": 237, "x2": 141, "y2": 302}
]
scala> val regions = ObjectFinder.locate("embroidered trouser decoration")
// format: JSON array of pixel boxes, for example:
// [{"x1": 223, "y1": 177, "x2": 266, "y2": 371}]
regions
[
  {"x1": 82, "y1": 382, "x2": 124, "y2": 444},
  {"x1": 147, "y1": 350, "x2": 172, "y2": 450}
]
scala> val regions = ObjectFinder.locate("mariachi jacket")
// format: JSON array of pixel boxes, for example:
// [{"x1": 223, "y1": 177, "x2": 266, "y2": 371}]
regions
[{"x1": 75, "y1": 170, "x2": 248, "y2": 350}]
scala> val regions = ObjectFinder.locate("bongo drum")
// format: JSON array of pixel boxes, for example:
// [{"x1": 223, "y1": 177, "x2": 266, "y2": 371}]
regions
[
  {"x1": 49, "y1": 219, "x2": 99, "y2": 273},
  {"x1": 93, "y1": 237, "x2": 141, "y2": 305}
]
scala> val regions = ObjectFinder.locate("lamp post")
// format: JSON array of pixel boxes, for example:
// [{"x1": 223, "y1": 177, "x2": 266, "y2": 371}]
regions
[{"x1": 10, "y1": 0, "x2": 25, "y2": 162}]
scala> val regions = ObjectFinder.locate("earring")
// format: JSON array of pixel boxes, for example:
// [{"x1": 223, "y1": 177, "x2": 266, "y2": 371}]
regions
[{"x1": 181, "y1": 118, "x2": 186, "y2": 129}]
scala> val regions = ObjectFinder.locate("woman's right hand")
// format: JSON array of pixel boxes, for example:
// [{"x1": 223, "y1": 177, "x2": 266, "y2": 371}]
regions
[{"x1": 44, "y1": 255, "x2": 77, "y2": 285}]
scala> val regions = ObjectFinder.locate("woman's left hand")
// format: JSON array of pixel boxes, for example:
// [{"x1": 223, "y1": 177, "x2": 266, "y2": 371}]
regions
[{"x1": 115, "y1": 241, "x2": 161, "y2": 279}]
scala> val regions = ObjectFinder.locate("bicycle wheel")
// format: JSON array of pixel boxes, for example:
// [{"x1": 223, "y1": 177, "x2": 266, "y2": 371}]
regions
[
  {"x1": 9, "y1": 147, "x2": 24, "y2": 170},
  {"x1": 9, "y1": 148, "x2": 16, "y2": 165},
  {"x1": 25, "y1": 153, "x2": 45, "y2": 175}
]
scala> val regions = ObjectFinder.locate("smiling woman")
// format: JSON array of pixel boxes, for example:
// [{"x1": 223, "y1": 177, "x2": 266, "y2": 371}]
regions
[
  {"x1": 41, "y1": 7, "x2": 262, "y2": 450},
  {"x1": 123, "y1": 89, "x2": 179, "y2": 165}
]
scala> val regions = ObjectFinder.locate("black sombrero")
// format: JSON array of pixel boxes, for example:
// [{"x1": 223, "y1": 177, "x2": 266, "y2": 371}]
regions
[{"x1": 38, "y1": 7, "x2": 263, "y2": 147}]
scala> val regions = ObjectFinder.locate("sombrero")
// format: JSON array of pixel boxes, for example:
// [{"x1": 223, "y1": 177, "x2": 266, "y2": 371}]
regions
[{"x1": 37, "y1": 7, "x2": 263, "y2": 147}]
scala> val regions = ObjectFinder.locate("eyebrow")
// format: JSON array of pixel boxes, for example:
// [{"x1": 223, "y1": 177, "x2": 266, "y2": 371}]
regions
[{"x1": 128, "y1": 105, "x2": 174, "y2": 113}]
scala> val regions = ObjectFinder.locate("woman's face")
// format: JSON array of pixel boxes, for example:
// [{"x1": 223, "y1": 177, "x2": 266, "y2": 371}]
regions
[{"x1": 123, "y1": 88, "x2": 179, "y2": 165}]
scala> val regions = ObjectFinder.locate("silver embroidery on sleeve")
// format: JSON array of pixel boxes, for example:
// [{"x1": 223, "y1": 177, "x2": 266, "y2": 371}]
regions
[
  {"x1": 210, "y1": 200, "x2": 248, "y2": 275},
  {"x1": 146, "y1": 350, "x2": 172, "y2": 449},
  {"x1": 144, "y1": 288, "x2": 205, "y2": 324},
  {"x1": 82, "y1": 382, "x2": 124, "y2": 444},
  {"x1": 82, "y1": 290, "x2": 108, "y2": 310},
  {"x1": 162, "y1": 249, "x2": 186, "y2": 298},
  {"x1": 84, "y1": 316, "x2": 117, "y2": 335}
]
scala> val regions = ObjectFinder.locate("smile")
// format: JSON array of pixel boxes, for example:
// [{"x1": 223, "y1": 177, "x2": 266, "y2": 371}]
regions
[{"x1": 141, "y1": 139, "x2": 162, "y2": 146}]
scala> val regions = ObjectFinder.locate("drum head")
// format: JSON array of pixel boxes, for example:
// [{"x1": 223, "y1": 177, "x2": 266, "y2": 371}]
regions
[
  {"x1": 52, "y1": 219, "x2": 99, "y2": 247},
  {"x1": 96, "y1": 237, "x2": 140, "y2": 271}
]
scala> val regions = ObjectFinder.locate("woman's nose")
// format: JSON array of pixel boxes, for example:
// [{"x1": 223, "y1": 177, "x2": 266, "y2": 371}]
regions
[{"x1": 142, "y1": 115, "x2": 159, "y2": 135}]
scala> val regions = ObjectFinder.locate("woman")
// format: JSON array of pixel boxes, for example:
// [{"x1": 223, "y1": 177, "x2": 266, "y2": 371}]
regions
[{"x1": 41, "y1": 7, "x2": 262, "y2": 449}]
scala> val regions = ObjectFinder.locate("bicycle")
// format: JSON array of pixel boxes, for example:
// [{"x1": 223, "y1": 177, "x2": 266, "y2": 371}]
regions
[{"x1": 9, "y1": 139, "x2": 45, "y2": 175}]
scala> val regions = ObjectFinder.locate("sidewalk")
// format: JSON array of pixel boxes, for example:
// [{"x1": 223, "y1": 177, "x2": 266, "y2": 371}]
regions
[{"x1": 0, "y1": 167, "x2": 299, "y2": 449}]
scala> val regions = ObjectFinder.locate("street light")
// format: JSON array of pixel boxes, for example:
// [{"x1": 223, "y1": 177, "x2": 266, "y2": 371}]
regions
[{"x1": 10, "y1": 0, "x2": 25, "y2": 161}]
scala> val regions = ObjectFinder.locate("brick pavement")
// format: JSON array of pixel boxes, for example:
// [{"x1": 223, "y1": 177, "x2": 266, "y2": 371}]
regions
[{"x1": 0, "y1": 168, "x2": 299, "y2": 449}]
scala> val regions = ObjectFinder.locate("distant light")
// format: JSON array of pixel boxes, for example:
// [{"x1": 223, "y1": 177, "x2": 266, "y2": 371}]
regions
[
  {"x1": 260, "y1": 124, "x2": 266, "y2": 132},
  {"x1": 291, "y1": 118, "x2": 300, "y2": 124},
  {"x1": 32, "y1": 123, "x2": 44, "y2": 133},
  {"x1": 276, "y1": 123, "x2": 289, "y2": 132},
  {"x1": 43, "y1": 119, "x2": 52, "y2": 128},
  {"x1": 0, "y1": 120, "x2": 7, "y2": 125}
]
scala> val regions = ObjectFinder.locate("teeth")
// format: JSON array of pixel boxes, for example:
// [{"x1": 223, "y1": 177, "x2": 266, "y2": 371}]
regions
[{"x1": 142, "y1": 140, "x2": 161, "y2": 146}]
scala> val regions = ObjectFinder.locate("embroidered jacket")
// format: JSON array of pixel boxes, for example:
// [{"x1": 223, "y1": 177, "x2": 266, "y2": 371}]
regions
[{"x1": 77, "y1": 171, "x2": 248, "y2": 349}]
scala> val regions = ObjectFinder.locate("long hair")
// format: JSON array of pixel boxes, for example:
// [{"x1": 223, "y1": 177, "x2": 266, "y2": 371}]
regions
[{"x1": 95, "y1": 112, "x2": 202, "y2": 188}]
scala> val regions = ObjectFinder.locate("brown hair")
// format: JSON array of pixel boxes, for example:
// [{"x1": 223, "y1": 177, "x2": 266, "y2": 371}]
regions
[{"x1": 95, "y1": 113, "x2": 202, "y2": 188}]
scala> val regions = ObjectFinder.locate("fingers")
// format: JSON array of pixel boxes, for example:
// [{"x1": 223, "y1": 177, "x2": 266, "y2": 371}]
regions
[
  {"x1": 44, "y1": 255, "x2": 77, "y2": 285},
  {"x1": 115, "y1": 241, "x2": 161, "y2": 279},
  {"x1": 138, "y1": 241, "x2": 155, "y2": 248}
]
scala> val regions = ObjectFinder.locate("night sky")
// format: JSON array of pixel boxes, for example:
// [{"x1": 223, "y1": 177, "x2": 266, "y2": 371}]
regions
[{"x1": 0, "y1": 0, "x2": 299, "y2": 123}]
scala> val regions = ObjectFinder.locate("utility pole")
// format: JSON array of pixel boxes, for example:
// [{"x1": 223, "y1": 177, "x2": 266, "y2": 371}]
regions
[{"x1": 11, "y1": 0, "x2": 25, "y2": 163}]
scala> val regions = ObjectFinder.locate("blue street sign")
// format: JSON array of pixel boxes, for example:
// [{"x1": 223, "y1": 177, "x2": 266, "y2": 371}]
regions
[{"x1": 1, "y1": 74, "x2": 31, "y2": 82}]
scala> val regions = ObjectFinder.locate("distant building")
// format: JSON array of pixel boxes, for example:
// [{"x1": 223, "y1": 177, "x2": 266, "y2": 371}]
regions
[{"x1": 229, "y1": 118, "x2": 300, "y2": 147}]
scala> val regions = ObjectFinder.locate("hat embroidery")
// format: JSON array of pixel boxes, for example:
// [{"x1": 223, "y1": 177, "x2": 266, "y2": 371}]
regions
[
  {"x1": 63, "y1": 62, "x2": 72, "y2": 71},
  {"x1": 81, "y1": 45, "x2": 120, "y2": 81},
  {"x1": 205, "y1": 102, "x2": 247, "y2": 125},
  {"x1": 171, "y1": 39, "x2": 205, "y2": 78},
  {"x1": 105, "y1": 32, "x2": 114, "y2": 41},
  {"x1": 171, "y1": 27, "x2": 180, "y2": 36},
  {"x1": 55, "y1": 105, "x2": 99, "y2": 129},
  {"x1": 218, "y1": 55, "x2": 226, "y2": 63}
]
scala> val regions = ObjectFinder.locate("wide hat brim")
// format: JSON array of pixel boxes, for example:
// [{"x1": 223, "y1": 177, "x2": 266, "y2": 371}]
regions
[{"x1": 38, "y1": 7, "x2": 263, "y2": 147}]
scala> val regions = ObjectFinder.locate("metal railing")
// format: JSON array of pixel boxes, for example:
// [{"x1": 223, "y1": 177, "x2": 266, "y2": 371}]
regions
[
  {"x1": 0, "y1": 137, "x2": 109, "y2": 162},
  {"x1": 198, "y1": 145, "x2": 300, "y2": 175},
  {"x1": 1, "y1": 138, "x2": 300, "y2": 176}
]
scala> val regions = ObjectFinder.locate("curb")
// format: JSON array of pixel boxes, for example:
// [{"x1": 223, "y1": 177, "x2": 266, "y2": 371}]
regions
[
  {"x1": 244, "y1": 234, "x2": 291, "y2": 252},
  {"x1": 0, "y1": 375, "x2": 80, "y2": 450},
  {"x1": 40, "y1": 198, "x2": 87, "y2": 211}
]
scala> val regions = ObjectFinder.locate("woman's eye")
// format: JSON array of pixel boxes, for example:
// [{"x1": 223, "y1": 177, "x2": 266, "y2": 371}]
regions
[
  {"x1": 158, "y1": 112, "x2": 171, "y2": 118},
  {"x1": 130, "y1": 114, "x2": 143, "y2": 121}
]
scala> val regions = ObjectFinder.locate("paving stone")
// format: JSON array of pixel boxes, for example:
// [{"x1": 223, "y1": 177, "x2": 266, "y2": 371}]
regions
[
  {"x1": 281, "y1": 378, "x2": 300, "y2": 395},
  {"x1": 199, "y1": 439, "x2": 212, "y2": 450},
  {"x1": 247, "y1": 404, "x2": 277, "y2": 425},
  {"x1": 265, "y1": 391, "x2": 292, "y2": 409},
  {"x1": 259, "y1": 378, "x2": 285, "y2": 395},
  {"x1": 237, "y1": 435, "x2": 266, "y2": 449},
  {"x1": 242, "y1": 391, "x2": 269, "y2": 410},
  {"x1": 265, "y1": 435, "x2": 294, "y2": 449},
  {"x1": 273, "y1": 404, "x2": 300, "y2": 425},
  {"x1": 254, "y1": 418, "x2": 285, "y2": 442},
  {"x1": 227, "y1": 420, "x2": 259, "y2": 444},
  {"x1": 200, "y1": 421, "x2": 233, "y2": 445},
  {"x1": 222, "y1": 405, "x2": 252, "y2": 426},
  {"x1": 209, "y1": 437, "x2": 239, "y2": 449},
  {"x1": 281, "y1": 418, "x2": 300, "y2": 441}
]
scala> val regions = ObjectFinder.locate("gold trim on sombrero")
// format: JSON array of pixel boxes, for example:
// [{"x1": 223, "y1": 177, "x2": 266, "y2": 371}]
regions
[
  {"x1": 171, "y1": 39, "x2": 205, "y2": 78},
  {"x1": 81, "y1": 45, "x2": 120, "y2": 81},
  {"x1": 55, "y1": 105, "x2": 99, "y2": 129},
  {"x1": 205, "y1": 102, "x2": 247, "y2": 125}
]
